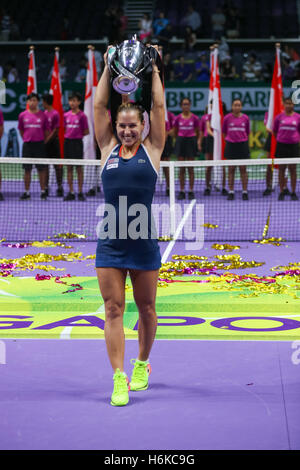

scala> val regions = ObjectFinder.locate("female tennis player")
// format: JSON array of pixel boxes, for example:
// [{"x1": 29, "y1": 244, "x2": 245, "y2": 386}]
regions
[{"x1": 94, "y1": 45, "x2": 165, "y2": 406}]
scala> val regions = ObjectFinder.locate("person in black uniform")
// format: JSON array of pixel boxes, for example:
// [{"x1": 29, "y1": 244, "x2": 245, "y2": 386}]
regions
[{"x1": 94, "y1": 44, "x2": 165, "y2": 406}]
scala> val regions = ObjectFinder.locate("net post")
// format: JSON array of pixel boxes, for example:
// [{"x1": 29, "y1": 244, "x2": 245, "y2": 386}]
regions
[{"x1": 169, "y1": 161, "x2": 176, "y2": 237}]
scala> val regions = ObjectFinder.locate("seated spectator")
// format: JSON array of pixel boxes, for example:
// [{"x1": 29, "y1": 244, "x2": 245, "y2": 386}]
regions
[
  {"x1": 174, "y1": 55, "x2": 193, "y2": 83},
  {"x1": 242, "y1": 53, "x2": 262, "y2": 82},
  {"x1": 211, "y1": 6, "x2": 226, "y2": 39},
  {"x1": 84, "y1": 49, "x2": 103, "y2": 77},
  {"x1": 194, "y1": 53, "x2": 210, "y2": 81},
  {"x1": 163, "y1": 52, "x2": 175, "y2": 81},
  {"x1": 75, "y1": 57, "x2": 87, "y2": 83},
  {"x1": 153, "y1": 11, "x2": 169, "y2": 38},
  {"x1": 48, "y1": 57, "x2": 68, "y2": 82},
  {"x1": 3, "y1": 61, "x2": 19, "y2": 82},
  {"x1": 138, "y1": 13, "x2": 152, "y2": 43},
  {"x1": 181, "y1": 4, "x2": 201, "y2": 35},
  {"x1": 0, "y1": 9, "x2": 11, "y2": 41},
  {"x1": 262, "y1": 62, "x2": 272, "y2": 82},
  {"x1": 282, "y1": 57, "x2": 295, "y2": 81},
  {"x1": 215, "y1": 37, "x2": 230, "y2": 63},
  {"x1": 220, "y1": 57, "x2": 236, "y2": 80},
  {"x1": 225, "y1": 7, "x2": 240, "y2": 39},
  {"x1": 184, "y1": 26, "x2": 197, "y2": 52}
]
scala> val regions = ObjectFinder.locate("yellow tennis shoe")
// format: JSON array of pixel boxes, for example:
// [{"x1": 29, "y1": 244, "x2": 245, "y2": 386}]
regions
[
  {"x1": 130, "y1": 359, "x2": 152, "y2": 391},
  {"x1": 111, "y1": 369, "x2": 130, "y2": 406}
]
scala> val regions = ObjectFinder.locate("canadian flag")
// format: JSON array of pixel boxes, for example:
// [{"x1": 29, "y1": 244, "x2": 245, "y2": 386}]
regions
[
  {"x1": 26, "y1": 47, "x2": 37, "y2": 109},
  {"x1": 49, "y1": 49, "x2": 64, "y2": 158},
  {"x1": 83, "y1": 47, "x2": 98, "y2": 159},
  {"x1": 210, "y1": 47, "x2": 224, "y2": 161},
  {"x1": 266, "y1": 44, "x2": 284, "y2": 158}
]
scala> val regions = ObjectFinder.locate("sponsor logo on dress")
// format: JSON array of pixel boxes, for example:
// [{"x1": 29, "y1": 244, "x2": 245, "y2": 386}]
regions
[
  {"x1": 107, "y1": 163, "x2": 118, "y2": 170},
  {"x1": 138, "y1": 159, "x2": 146, "y2": 163}
]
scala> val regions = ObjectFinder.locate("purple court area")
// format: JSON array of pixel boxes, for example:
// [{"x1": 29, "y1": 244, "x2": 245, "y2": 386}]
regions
[{"x1": 0, "y1": 338, "x2": 299, "y2": 450}]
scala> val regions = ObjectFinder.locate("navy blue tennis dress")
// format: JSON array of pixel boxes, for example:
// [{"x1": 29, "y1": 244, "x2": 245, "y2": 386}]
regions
[{"x1": 95, "y1": 143, "x2": 161, "y2": 270}]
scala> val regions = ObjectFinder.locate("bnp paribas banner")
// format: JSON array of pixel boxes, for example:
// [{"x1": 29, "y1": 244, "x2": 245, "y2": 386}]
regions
[{"x1": 0, "y1": 81, "x2": 298, "y2": 158}]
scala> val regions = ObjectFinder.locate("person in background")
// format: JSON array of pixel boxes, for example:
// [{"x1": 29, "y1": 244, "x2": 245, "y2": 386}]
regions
[
  {"x1": 263, "y1": 110, "x2": 289, "y2": 197},
  {"x1": 220, "y1": 57, "x2": 236, "y2": 80},
  {"x1": 162, "y1": 109, "x2": 175, "y2": 196},
  {"x1": 139, "y1": 13, "x2": 152, "y2": 43},
  {"x1": 18, "y1": 93, "x2": 50, "y2": 200},
  {"x1": 174, "y1": 56, "x2": 193, "y2": 83},
  {"x1": 174, "y1": 97, "x2": 199, "y2": 200},
  {"x1": 162, "y1": 52, "x2": 174, "y2": 82},
  {"x1": 273, "y1": 96, "x2": 300, "y2": 201},
  {"x1": 75, "y1": 57, "x2": 87, "y2": 83},
  {"x1": 195, "y1": 53, "x2": 210, "y2": 81},
  {"x1": 153, "y1": 11, "x2": 169, "y2": 38},
  {"x1": 63, "y1": 92, "x2": 89, "y2": 201},
  {"x1": 211, "y1": 6, "x2": 226, "y2": 40},
  {"x1": 205, "y1": 101, "x2": 228, "y2": 196},
  {"x1": 181, "y1": 4, "x2": 202, "y2": 35},
  {"x1": 242, "y1": 53, "x2": 262, "y2": 82},
  {"x1": 222, "y1": 98, "x2": 250, "y2": 200},
  {"x1": 0, "y1": 108, "x2": 4, "y2": 200},
  {"x1": 42, "y1": 93, "x2": 64, "y2": 197}
]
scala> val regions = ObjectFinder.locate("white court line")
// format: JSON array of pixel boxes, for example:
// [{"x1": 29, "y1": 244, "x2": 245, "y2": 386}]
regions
[{"x1": 161, "y1": 199, "x2": 196, "y2": 264}]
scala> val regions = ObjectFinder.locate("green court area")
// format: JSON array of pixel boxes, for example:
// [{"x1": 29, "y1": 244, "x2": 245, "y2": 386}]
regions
[{"x1": 1, "y1": 275, "x2": 300, "y2": 340}]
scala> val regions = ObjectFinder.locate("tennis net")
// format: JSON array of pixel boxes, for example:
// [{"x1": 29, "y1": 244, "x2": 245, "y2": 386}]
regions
[{"x1": 0, "y1": 157, "x2": 299, "y2": 242}]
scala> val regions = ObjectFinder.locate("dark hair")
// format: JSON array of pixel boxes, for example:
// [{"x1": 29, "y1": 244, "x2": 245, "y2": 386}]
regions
[
  {"x1": 283, "y1": 96, "x2": 293, "y2": 103},
  {"x1": 116, "y1": 102, "x2": 145, "y2": 123},
  {"x1": 68, "y1": 91, "x2": 82, "y2": 102},
  {"x1": 232, "y1": 98, "x2": 242, "y2": 106},
  {"x1": 181, "y1": 97, "x2": 191, "y2": 105},
  {"x1": 26, "y1": 92, "x2": 39, "y2": 101},
  {"x1": 42, "y1": 93, "x2": 53, "y2": 105}
]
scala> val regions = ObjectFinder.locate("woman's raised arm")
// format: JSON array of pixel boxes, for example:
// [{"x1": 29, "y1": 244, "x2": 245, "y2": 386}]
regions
[
  {"x1": 94, "y1": 47, "x2": 117, "y2": 154},
  {"x1": 144, "y1": 48, "x2": 166, "y2": 167}
]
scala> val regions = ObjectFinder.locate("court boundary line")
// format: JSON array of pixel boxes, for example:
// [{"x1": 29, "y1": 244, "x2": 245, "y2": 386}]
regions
[{"x1": 161, "y1": 199, "x2": 196, "y2": 263}]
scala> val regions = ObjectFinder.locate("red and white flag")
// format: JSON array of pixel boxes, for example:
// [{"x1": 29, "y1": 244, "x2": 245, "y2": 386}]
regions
[
  {"x1": 49, "y1": 49, "x2": 65, "y2": 158},
  {"x1": 83, "y1": 47, "x2": 98, "y2": 159},
  {"x1": 208, "y1": 48, "x2": 214, "y2": 114},
  {"x1": 210, "y1": 47, "x2": 224, "y2": 161},
  {"x1": 26, "y1": 47, "x2": 37, "y2": 109},
  {"x1": 266, "y1": 44, "x2": 284, "y2": 158}
]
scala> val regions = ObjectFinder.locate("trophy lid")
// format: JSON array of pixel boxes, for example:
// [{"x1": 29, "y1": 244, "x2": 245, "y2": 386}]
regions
[{"x1": 117, "y1": 36, "x2": 145, "y2": 74}]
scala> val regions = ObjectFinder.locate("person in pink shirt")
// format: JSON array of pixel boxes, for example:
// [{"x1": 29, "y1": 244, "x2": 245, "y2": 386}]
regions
[
  {"x1": 18, "y1": 93, "x2": 50, "y2": 200},
  {"x1": 63, "y1": 92, "x2": 89, "y2": 201},
  {"x1": 0, "y1": 108, "x2": 3, "y2": 201},
  {"x1": 206, "y1": 101, "x2": 228, "y2": 196},
  {"x1": 222, "y1": 98, "x2": 250, "y2": 200},
  {"x1": 273, "y1": 97, "x2": 300, "y2": 201},
  {"x1": 42, "y1": 93, "x2": 64, "y2": 197},
  {"x1": 174, "y1": 97, "x2": 199, "y2": 200},
  {"x1": 161, "y1": 109, "x2": 175, "y2": 196}
]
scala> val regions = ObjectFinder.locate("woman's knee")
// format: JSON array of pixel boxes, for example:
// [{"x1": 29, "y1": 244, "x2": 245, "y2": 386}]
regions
[
  {"x1": 104, "y1": 299, "x2": 125, "y2": 321},
  {"x1": 137, "y1": 301, "x2": 157, "y2": 319}
]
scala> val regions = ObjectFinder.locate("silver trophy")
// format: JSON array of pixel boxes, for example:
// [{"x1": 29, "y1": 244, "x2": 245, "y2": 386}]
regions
[{"x1": 108, "y1": 35, "x2": 152, "y2": 94}]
